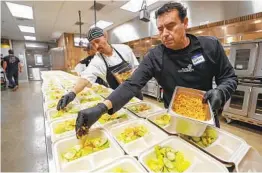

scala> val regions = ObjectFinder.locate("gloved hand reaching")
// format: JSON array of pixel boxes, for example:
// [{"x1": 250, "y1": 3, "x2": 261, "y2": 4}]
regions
[
  {"x1": 75, "y1": 103, "x2": 108, "y2": 139},
  {"x1": 57, "y1": 92, "x2": 76, "y2": 110},
  {"x1": 203, "y1": 88, "x2": 224, "y2": 113}
]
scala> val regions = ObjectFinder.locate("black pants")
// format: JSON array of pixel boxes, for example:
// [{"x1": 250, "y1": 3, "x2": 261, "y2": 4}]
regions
[{"x1": 7, "y1": 71, "x2": 18, "y2": 87}]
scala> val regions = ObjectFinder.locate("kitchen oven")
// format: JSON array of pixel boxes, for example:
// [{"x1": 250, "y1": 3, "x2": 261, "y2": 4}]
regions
[
  {"x1": 254, "y1": 41, "x2": 262, "y2": 77},
  {"x1": 230, "y1": 41, "x2": 259, "y2": 77},
  {"x1": 248, "y1": 87, "x2": 262, "y2": 121},
  {"x1": 224, "y1": 85, "x2": 252, "y2": 116}
]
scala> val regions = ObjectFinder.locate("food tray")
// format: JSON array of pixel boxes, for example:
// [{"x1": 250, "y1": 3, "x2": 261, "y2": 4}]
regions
[
  {"x1": 124, "y1": 97, "x2": 142, "y2": 107},
  {"x1": 76, "y1": 88, "x2": 95, "y2": 98},
  {"x1": 139, "y1": 136, "x2": 228, "y2": 173},
  {"x1": 111, "y1": 63, "x2": 133, "y2": 84},
  {"x1": 168, "y1": 87, "x2": 215, "y2": 137},
  {"x1": 147, "y1": 110, "x2": 178, "y2": 135},
  {"x1": 126, "y1": 101, "x2": 163, "y2": 118},
  {"x1": 50, "y1": 117, "x2": 100, "y2": 142},
  {"x1": 46, "y1": 104, "x2": 82, "y2": 123},
  {"x1": 97, "y1": 109, "x2": 138, "y2": 130},
  {"x1": 181, "y1": 126, "x2": 249, "y2": 165},
  {"x1": 77, "y1": 95, "x2": 103, "y2": 105},
  {"x1": 109, "y1": 119, "x2": 169, "y2": 157},
  {"x1": 90, "y1": 84, "x2": 111, "y2": 95},
  {"x1": 91, "y1": 156, "x2": 148, "y2": 173},
  {"x1": 53, "y1": 128, "x2": 124, "y2": 172}
]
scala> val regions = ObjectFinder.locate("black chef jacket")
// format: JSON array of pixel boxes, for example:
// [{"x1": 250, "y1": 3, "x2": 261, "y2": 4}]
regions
[{"x1": 107, "y1": 34, "x2": 238, "y2": 114}]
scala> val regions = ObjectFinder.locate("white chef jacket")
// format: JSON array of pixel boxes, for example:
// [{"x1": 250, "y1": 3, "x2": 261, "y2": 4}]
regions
[
  {"x1": 81, "y1": 44, "x2": 139, "y2": 83},
  {"x1": 75, "y1": 63, "x2": 86, "y2": 76}
]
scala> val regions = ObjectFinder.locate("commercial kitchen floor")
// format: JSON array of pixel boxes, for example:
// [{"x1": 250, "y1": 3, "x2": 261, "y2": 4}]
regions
[{"x1": 1, "y1": 81, "x2": 262, "y2": 172}]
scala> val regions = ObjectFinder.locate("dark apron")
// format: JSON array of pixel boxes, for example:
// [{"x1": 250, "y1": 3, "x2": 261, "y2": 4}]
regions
[
  {"x1": 100, "y1": 47, "x2": 143, "y2": 100},
  {"x1": 159, "y1": 47, "x2": 220, "y2": 127}
]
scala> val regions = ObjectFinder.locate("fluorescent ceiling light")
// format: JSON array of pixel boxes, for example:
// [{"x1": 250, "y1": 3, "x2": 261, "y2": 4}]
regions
[
  {"x1": 6, "y1": 2, "x2": 33, "y2": 19},
  {"x1": 121, "y1": 0, "x2": 159, "y2": 12},
  {"x1": 90, "y1": 20, "x2": 113, "y2": 29},
  {"x1": 253, "y1": 20, "x2": 261, "y2": 24},
  {"x1": 24, "y1": 36, "x2": 36, "y2": 41},
  {"x1": 18, "y1": 25, "x2": 35, "y2": 33}
]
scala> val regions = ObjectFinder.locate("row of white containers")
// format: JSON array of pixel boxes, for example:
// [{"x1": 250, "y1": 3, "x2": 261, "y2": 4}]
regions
[{"x1": 41, "y1": 71, "x2": 262, "y2": 173}]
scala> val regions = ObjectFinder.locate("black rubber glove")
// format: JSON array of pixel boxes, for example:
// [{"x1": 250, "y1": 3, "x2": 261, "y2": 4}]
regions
[
  {"x1": 57, "y1": 92, "x2": 76, "y2": 110},
  {"x1": 75, "y1": 103, "x2": 108, "y2": 139},
  {"x1": 203, "y1": 89, "x2": 224, "y2": 112}
]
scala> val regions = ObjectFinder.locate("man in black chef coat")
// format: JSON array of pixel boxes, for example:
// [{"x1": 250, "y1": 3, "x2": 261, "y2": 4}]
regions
[{"x1": 75, "y1": 2, "x2": 238, "y2": 137}]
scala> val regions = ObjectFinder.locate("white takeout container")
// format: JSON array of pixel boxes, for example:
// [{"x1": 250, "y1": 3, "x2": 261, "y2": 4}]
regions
[
  {"x1": 53, "y1": 128, "x2": 124, "y2": 172},
  {"x1": 46, "y1": 104, "x2": 82, "y2": 123},
  {"x1": 50, "y1": 117, "x2": 100, "y2": 142},
  {"x1": 109, "y1": 119, "x2": 169, "y2": 156},
  {"x1": 126, "y1": 101, "x2": 163, "y2": 118},
  {"x1": 91, "y1": 156, "x2": 148, "y2": 173},
  {"x1": 97, "y1": 109, "x2": 138, "y2": 130},
  {"x1": 139, "y1": 136, "x2": 228, "y2": 172}
]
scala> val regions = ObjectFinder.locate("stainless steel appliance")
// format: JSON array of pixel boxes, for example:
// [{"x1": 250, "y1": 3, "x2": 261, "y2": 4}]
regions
[
  {"x1": 254, "y1": 41, "x2": 262, "y2": 77},
  {"x1": 49, "y1": 47, "x2": 65, "y2": 70},
  {"x1": 230, "y1": 41, "x2": 259, "y2": 77},
  {"x1": 142, "y1": 78, "x2": 160, "y2": 99},
  {"x1": 224, "y1": 85, "x2": 252, "y2": 116},
  {"x1": 28, "y1": 67, "x2": 49, "y2": 80},
  {"x1": 248, "y1": 87, "x2": 262, "y2": 121}
]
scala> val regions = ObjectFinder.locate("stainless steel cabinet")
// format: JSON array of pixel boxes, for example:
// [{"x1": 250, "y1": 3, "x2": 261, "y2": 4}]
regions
[
  {"x1": 224, "y1": 85, "x2": 252, "y2": 116},
  {"x1": 248, "y1": 87, "x2": 262, "y2": 121},
  {"x1": 254, "y1": 42, "x2": 262, "y2": 77},
  {"x1": 230, "y1": 42, "x2": 258, "y2": 76}
]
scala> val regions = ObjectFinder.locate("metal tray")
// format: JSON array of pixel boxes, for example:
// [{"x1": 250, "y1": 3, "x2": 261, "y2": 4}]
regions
[
  {"x1": 126, "y1": 101, "x2": 163, "y2": 118},
  {"x1": 46, "y1": 104, "x2": 82, "y2": 123},
  {"x1": 168, "y1": 87, "x2": 215, "y2": 137},
  {"x1": 53, "y1": 128, "x2": 124, "y2": 172},
  {"x1": 109, "y1": 119, "x2": 169, "y2": 157},
  {"x1": 139, "y1": 136, "x2": 228, "y2": 173},
  {"x1": 90, "y1": 156, "x2": 148, "y2": 173},
  {"x1": 181, "y1": 126, "x2": 251, "y2": 167},
  {"x1": 50, "y1": 117, "x2": 100, "y2": 143},
  {"x1": 97, "y1": 109, "x2": 138, "y2": 130},
  {"x1": 147, "y1": 109, "x2": 178, "y2": 135}
]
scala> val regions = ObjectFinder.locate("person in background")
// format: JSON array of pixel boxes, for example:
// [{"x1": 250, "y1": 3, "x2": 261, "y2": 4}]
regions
[
  {"x1": 57, "y1": 27, "x2": 142, "y2": 111},
  {"x1": 3, "y1": 49, "x2": 22, "y2": 91},
  {"x1": 74, "y1": 2, "x2": 238, "y2": 137},
  {"x1": 74, "y1": 43, "x2": 108, "y2": 87}
]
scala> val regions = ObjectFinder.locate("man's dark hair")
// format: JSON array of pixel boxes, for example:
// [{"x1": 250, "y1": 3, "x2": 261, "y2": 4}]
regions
[
  {"x1": 155, "y1": 2, "x2": 187, "y2": 21},
  {"x1": 8, "y1": 49, "x2": 14, "y2": 55}
]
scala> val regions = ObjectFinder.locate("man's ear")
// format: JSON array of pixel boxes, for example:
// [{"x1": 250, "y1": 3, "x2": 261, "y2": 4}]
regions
[
  {"x1": 104, "y1": 31, "x2": 108, "y2": 40},
  {"x1": 183, "y1": 17, "x2": 189, "y2": 29}
]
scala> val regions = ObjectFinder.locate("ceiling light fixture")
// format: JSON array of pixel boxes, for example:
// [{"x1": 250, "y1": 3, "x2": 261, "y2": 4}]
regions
[
  {"x1": 120, "y1": 0, "x2": 159, "y2": 12},
  {"x1": 6, "y1": 2, "x2": 33, "y2": 19},
  {"x1": 90, "y1": 20, "x2": 113, "y2": 29},
  {"x1": 18, "y1": 25, "x2": 35, "y2": 33},
  {"x1": 255, "y1": 30, "x2": 262, "y2": 32},
  {"x1": 253, "y1": 20, "x2": 262, "y2": 24},
  {"x1": 195, "y1": 31, "x2": 203, "y2": 34},
  {"x1": 24, "y1": 36, "x2": 36, "y2": 41}
]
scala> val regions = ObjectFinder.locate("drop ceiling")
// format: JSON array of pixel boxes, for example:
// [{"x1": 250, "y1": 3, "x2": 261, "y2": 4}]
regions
[{"x1": 1, "y1": 0, "x2": 166, "y2": 42}]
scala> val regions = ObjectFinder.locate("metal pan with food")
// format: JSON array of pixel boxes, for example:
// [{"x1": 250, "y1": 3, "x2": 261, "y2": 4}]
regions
[
  {"x1": 111, "y1": 63, "x2": 134, "y2": 84},
  {"x1": 147, "y1": 110, "x2": 178, "y2": 135},
  {"x1": 181, "y1": 125, "x2": 262, "y2": 171},
  {"x1": 50, "y1": 117, "x2": 100, "y2": 142},
  {"x1": 90, "y1": 156, "x2": 148, "y2": 173},
  {"x1": 47, "y1": 104, "x2": 82, "y2": 123},
  {"x1": 168, "y1": 87, "x2": 215, "y2": 137},
  {"x1": 97, "y1": 109, "x2": 137, "y2": 130},
  {"x1": 109, "y1": 119, "x2": 168, "y2": 157},
  {"x1": 139, "y1": 136, "x2": 228, "y2": 173},
  {"x1": 53, "y1": 128, "x2": 124, "y2": 172},
  {"x1": 126, "y1": 101, "x2": 163, "y2": 118}
]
